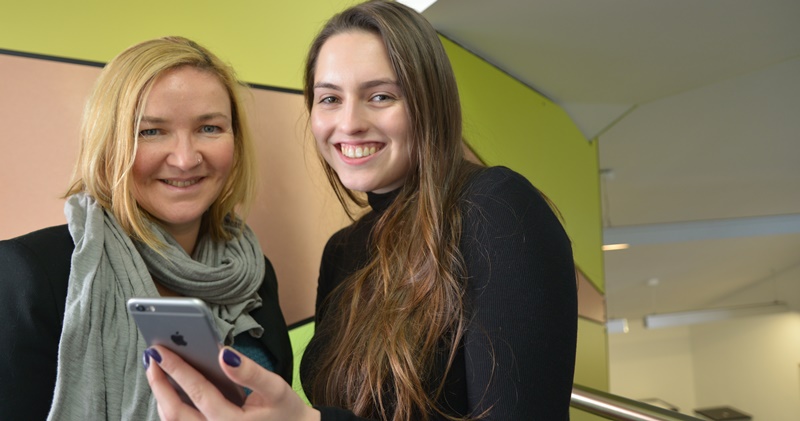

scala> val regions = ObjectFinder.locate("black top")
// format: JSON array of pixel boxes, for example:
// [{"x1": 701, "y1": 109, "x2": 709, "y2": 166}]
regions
[
  {"x1": 301, "y1": 166, "x2": 578, "y2": 420},
  {"x1": 0, "y1": 224, "x2": 293, "y2": 420}
]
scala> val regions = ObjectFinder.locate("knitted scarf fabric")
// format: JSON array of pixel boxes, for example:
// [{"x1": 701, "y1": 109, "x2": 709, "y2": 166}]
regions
[{"x1": 47, "y1": 193, "x2": 266, "y2": 420}]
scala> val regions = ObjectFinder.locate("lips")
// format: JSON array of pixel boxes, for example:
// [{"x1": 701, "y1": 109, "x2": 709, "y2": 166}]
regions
[{"x1": 161, "y1": 177, "x2": 202, "y2": 187}]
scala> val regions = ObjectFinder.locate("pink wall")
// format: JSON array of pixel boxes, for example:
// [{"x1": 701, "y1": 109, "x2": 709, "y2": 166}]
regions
[
  {"x1": 0, "y1": 55, "x2": 93, "y2": 236},
  {"x1": 0, "y1": 53, "x2": 350, "y2": 324},
  {"x1": 244, "y1": 87, "x2": 350, "y2": 323}
]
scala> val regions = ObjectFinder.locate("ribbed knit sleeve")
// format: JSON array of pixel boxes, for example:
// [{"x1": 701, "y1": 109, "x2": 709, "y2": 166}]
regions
[{"x1": 459, "y1": 167, "x2": 577, "y2": 420}]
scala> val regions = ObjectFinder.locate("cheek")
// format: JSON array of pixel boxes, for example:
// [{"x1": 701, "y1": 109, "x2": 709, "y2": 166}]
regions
[
  {"x1": 383, "y1": 107, "x2": 409, "y2": 137},
  {"x1": 310, "y1": 111, "x2": 330, "y2": 141},
  {"x1": 217, "y1": 141, "x2": 236, "y2": 176},
  {"x1": 389, "y1": 117, "x2": 412, "y2": 153},
  {"x1": 394, "y1": 119, "x2": 415, "y2": 172},
  {"x1": 310, "y1": 120, "x2": 332, "y2": 158},
  {"x1": 131, "y1": 148, "x2": 154, "y2": 186},
  {"x1": 130, "y1": 158, "x2": 148, "y2": 204}
]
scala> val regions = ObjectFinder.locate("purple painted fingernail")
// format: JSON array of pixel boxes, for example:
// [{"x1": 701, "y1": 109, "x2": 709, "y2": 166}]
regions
[
  {"x1": 222, "y1": 348, "x2": 241, "y2": 367},
  {"x1": 142, "y1": 350, "x2": 150, "y2": 369},
  {"x1": 145, "y1": 348, "x2": 162, "y2": 364}
]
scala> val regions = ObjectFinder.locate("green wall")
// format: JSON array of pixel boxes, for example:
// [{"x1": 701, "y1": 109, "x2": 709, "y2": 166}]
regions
[
  {"x1": 442, "y1": 37, "x2": 603, "y2": 290},
  {"x1": 2, "y1": 0, "x2": 609, "y2": 411},
  {"x1": 1, "y1": 0, "x2": 360, "y2": 89}
]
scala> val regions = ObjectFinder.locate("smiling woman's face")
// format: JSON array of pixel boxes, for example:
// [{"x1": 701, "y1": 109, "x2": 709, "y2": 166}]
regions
[
  {"x1": 132, "y1": 65, "x2": 234, "y2": 242},
  {"x1": 310, "y1": 30, "x2": 413, "y2": 194}
]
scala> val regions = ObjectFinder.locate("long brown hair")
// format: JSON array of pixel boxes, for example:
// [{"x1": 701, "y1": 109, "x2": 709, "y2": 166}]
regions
[
  {"x1": 303, "y1": 2, "x2": 480, "y2": 419},
  {"x1": 65, "y1": 36, "x2": 257, "y2": 250}
]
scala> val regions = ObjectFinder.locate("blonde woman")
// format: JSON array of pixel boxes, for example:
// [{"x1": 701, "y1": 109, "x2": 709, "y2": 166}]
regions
[{"x1": 0, "y1": 36, "x2": 292, "y2": 420}]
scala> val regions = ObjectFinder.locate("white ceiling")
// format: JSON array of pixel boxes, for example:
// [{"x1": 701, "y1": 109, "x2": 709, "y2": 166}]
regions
[{"x1": 416, "y1": 0, "x2": 800, "y2": 321}]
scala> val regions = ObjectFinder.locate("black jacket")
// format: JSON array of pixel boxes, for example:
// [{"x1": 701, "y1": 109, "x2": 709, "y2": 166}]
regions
[{"x1": 0, "y1": 224, "x2": 293, "y2": 420}]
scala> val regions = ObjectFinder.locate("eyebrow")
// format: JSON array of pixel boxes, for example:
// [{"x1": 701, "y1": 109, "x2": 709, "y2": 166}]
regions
[
  {"x1": 140, "y1": 116, "x2": 167, "y2": 124},
  {"x1": 139, "y1": 112, "x2": 230, "y2": 124},
  {"x1": 196, "y1": 112, "x2": 231, "y2": 122},
  {"x1": 313, "y1": 78, "x2": 399, "y2": 91}
]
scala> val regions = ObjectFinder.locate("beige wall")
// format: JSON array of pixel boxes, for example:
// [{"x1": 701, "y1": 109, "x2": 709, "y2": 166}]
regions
[
  {"x1": 692, "y1": 313, "x2": 800, "y2": 420},
  {"x1": 609, "y1": 313, "x2": 800, "y2": 419},
  {"x1": 609, "y1": 322, "x2": 697, "y2": 415}
]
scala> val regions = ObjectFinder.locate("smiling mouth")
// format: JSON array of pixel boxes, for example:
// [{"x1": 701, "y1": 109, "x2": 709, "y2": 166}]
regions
[
  {"x1": 162, "y1": 178, "x2": 200, "y2": 188},
  {"x1": 340, "y1": 143, "x2": 381, "y2": 159}
]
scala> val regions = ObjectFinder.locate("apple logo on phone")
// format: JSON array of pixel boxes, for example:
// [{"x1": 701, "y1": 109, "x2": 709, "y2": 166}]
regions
[{"x1": 171, "y1": 331, "x2": 188, "y2": 346}]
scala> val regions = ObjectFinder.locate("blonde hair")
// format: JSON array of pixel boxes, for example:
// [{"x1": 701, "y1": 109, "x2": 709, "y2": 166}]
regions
[
  {"x1": 66, "y1": 36, "x2": 257, "y2": 250},
  {"x1": 304, "y1": 2, "x2": 481, "y2": 420}
]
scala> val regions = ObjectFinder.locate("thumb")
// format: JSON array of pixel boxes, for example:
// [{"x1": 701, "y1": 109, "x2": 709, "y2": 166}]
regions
[
  {"x1": 218, "y1": 347, "x2": 287, "y2": 402},
  {"x1": 219, "y1": 347, "x2": 319, "y2": 420}
]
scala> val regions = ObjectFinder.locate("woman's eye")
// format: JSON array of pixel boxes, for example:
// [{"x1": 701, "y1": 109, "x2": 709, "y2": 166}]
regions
[
  {"x1": 319, "y1": 96, "x2": 338, "y2": 104},
  {"x1": 371, "y1": 94, "x2": 396, "y2": 103},
  {"x1": 201, "y1": 125, "x2": 221, "y2": 134},
  {"x1": 139, "y1": 128, "x2": 159, "y2": 137}
]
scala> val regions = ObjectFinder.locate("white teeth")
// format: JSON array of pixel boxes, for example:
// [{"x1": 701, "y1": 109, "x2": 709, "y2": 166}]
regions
[
  {"x1": 341, "y1": 144, "x2": 379, "y2": 159},
  {"x1": 163, "y1": 179, "x2": 198, "y2": 187}
]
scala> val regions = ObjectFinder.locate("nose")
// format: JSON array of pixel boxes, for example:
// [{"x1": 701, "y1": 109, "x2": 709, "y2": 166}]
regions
[
  {"x1": 339, "y1": 102, "x2": 369, "y2": 135},
  {"x1": 165, "y1": 132, "x2": 201, "y2": 170}
]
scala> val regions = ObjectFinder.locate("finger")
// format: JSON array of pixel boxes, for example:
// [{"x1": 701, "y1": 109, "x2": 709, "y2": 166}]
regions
[
  {"x1": 148, "y1": 345, "x2": 239, "y2": 420},
  {"x1": 144, "y1": 347, "x2": 203, "y2": 421}
]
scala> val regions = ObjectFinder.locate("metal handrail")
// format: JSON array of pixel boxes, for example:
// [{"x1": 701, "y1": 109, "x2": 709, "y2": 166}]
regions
[{"x1": 571, "y1": 384, "x2": 705, "y2": 421}]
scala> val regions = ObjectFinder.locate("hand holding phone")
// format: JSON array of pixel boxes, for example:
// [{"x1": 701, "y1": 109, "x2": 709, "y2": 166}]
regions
[{"x1": 127, "y1": 297, "x2": 246, "y2": 407}]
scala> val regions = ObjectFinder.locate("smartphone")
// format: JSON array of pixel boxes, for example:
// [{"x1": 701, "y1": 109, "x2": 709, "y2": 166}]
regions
[{"x1": 127, "y1": 297, "x2": 246, "y2": 407}]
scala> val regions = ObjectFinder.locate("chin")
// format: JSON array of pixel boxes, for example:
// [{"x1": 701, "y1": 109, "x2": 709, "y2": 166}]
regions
[
  {"x1": 342, "y1": 185, "x2": 370, "y2": 193},
  {"x1": 336, "y1": 177, "x2": 369, "y2": 193}
]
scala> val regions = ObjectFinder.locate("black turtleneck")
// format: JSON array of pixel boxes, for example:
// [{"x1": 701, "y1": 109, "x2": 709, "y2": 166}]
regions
[{"x1": 302, "y1": 166, "x2": 578, "y2": 420}]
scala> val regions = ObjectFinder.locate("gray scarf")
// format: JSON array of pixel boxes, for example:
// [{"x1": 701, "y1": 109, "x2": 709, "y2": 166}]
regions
[{"x1": 47, "y1": 193, "x2": 266, "y2": 420}]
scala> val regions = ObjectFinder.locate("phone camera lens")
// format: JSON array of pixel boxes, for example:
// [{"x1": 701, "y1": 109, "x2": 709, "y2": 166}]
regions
[{"x1": 135, "y1": 304, "x2": 146, "y2": 312}]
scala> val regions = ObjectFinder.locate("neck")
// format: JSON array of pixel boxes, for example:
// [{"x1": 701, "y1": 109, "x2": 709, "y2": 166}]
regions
[
  {"x1": 164, "y1": 223, "x2": 200, "y2": 255},
  {"x1": 175, "y1": 232, "x2": 198, "y2": 255}
]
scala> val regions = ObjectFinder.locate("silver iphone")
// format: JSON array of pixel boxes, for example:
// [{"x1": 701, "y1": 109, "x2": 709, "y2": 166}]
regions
[{"x1": 127, "y1": 297, "x2": 246, "y2": 406}]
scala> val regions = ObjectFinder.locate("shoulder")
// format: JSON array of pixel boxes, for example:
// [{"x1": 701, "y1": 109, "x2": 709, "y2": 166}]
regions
[
  {"x1": 321, "y1": 213, "x2": 374, "y2": 263},
  {"x1": 467, "y1": 165, "x2": 532, "y2": 190},
  {"x1": 0, "y1": 226, "x2": 72, "y2": 418},
  {"x1": 458, "y1": 166, "x2": 573, "y2": 271},
  {"x1": 461, "y1": 166, "x2": 557, "y2": 228},
  {"x1": 2, "y1": 224, "x2": 73, "y2": 250},
  {"x1": 0, "y1": 225, "x2": 74, "y2": 292},
  {"x1": 465, "y1": 166, "x2": 544, "y2": 205}
]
